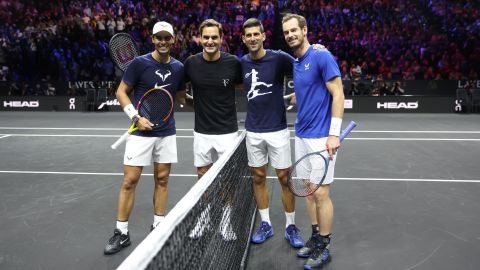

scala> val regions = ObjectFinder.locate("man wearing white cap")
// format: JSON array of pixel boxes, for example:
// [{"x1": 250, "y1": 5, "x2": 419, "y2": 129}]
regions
[{"x1": 104, "y1": 21, "x2": 187, "y2": 255}]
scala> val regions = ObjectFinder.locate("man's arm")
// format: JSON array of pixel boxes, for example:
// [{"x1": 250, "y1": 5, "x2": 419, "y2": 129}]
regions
[
  {"x1": 284, "y1": 92, "x2": 296, "y2": 107},
  {"x1": 176, "y1": 82, "x2": 194, "y2": 108},
  {"x1": 325, "y1": 76, "x2": 345, "y2": 159},
  {"x1": 116, "y1": 80, "x2": 153, "y2": 131}
]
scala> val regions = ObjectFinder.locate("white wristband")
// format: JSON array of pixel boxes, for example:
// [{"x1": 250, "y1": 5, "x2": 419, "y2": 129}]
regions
[
  {"x1": 329, "y1": 117, "x2": 342, "y2": 137},
  {"x1": 123, "y1": 104, "x2": 138, "y2": 120}
]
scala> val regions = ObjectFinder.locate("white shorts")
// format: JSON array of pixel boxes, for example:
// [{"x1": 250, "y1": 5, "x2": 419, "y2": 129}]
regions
[
  {"x1": 193, "y1": 131, "x2": 238, "y2": 167},
  {"x1": 246, "y1": 128, "x2": 291, "y2": 169},
  {"x1": 294, "y1": 136, "x2": 337, "y2": 185},
  {"x1": 124, "y1": 135, "x2": 177, "y2": 166}
]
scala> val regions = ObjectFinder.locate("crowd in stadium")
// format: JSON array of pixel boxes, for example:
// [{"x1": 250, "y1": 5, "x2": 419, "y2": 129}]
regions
[{"x1": 0, "y1": 0, "x2": 478, "y2": 96}]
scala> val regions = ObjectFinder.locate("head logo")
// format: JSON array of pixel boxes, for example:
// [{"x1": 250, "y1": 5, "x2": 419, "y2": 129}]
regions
[
  {"x1": 377, "y1": 102, "x2": 418, "y2": 109},
  {"x1": 4, "y1": 101, "x2": 39, "y2": 108}
]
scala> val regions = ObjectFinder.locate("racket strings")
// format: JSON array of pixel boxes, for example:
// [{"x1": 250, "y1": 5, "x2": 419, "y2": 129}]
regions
[
  {"x1": 109, "y1": 34, "x2": 138, "y2": 71},
  {"x1": 289, "y1": 153, "x2": 328, "y2": 197},
  {"x1": 138, "y1": 91, "x2": 173, "y2": 125}
]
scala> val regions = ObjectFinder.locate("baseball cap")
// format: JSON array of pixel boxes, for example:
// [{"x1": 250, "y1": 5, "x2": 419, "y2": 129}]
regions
[{"x1": 152, "y1": 21, "x2": 175, "y2": 37}]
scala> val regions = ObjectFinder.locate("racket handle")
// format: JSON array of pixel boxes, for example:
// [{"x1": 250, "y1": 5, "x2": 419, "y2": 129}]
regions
[
  {"x1": 339, "y1": 121, "x2": 357, "y2": 141},
  {"x1": 111, "y1": 131, "x2": 130, "y2": 149}
]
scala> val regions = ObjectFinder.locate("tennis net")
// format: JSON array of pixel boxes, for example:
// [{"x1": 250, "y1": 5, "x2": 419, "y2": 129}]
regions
[{"x1": 117, "y1": 131, "x2": 256, "y2": 270}]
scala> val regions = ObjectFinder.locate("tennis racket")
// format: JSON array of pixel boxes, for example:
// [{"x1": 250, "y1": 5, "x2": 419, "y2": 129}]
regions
[
  {"x1": 288, "y1": 121, "x2": 357, "y2": 197},
  {"x1": 111, "y1": 87, "x2": 174, "y2": 149},
  {"x1": 109, "y1": 33, "x2": 139, "y2": 72}
]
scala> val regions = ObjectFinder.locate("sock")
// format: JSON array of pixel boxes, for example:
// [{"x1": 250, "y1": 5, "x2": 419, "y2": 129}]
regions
[
  {"x1": 311, "y1": 224, "x2": 319, "y2": 236},
  {"x1": 153, "y1": 215, "x2": 165, "y2": 228},
  {"x1": 319, "y1": 233, "x2": 331, "y2": 245},
  {"x1": 258, "y1": 208, "x2": 271, "y2": 225},
  {"x1": 116, "y1": 220, "x2": 128, "y2": 235},
  {"x1": 285, "y1": 211, "x2": 295, "y2": 228}
]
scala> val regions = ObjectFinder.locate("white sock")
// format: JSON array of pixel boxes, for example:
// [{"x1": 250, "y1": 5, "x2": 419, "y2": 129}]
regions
[
  {"x1": 259, "y1": 208, "x2": 271, "y2": 225},
  {"x1": 153, "y1": 215, "x2": 165, "y2": 228},
  {"x1": 285, "y1": 211, "x2": 295, "y2": 228},
  {"x1": 116, "y1": 220, "x2": 128, "y2": 235}
]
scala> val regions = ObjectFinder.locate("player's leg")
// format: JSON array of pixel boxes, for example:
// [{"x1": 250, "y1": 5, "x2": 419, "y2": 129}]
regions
[
  {"x1": 304, "y1": 137, "x2": 336, "y2": 269},
  {"x1": 246, "y1": 131, "x2": 273, "y2": 244},
  {"x1": 193, "y1": 131, "x2": 215, "y2": 179},
  {"x1": 189, "y1": 132, "x2": 217, "y2": 238},
  {"x1": 303, "y1": 185, "x2": 333, "y2": 269},
  {"x1": 105, "y1": 135, "x2": 154, "y2": 255},
  {"x1": 268, "y1": 129, "x2": 304, "y2": 248},
  {"x1": 295, "y1": 137, "x2": 320, "y2": 257},
  {"x1": 196, "y1": 164, "x2": 212, "y2": 179},
  {"x1": 213, "y1": 132, "x2": 240, "y2": 241},
  {"x1": 151, "y1": 135, "x2": 177, "y2": 230},
  {"x1": 151, "y1": 163, "x2": 171, "y2": 230}
]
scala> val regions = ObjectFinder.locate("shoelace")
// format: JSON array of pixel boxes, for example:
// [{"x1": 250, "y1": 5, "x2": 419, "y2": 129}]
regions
[
  {"x1": 305, "y1": 236, "x2": 316, "y2": 248},
  {"x1": 109, "y1": 233, "x2": 121, "y2": 244},
  {"x1": 259, "y1": 222, "x2": 270, "y2": 232},
  {"x1": 288, "y1": 226, "x2": 300, "y2": 237},
  {"x1": 310, "y1": 240, "x2": 328, "y2": 259}
]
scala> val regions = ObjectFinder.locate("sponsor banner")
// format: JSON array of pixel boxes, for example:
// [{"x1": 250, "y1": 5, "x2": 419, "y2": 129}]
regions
[
  {"x1": 457, "y1": 80, "x2": 480, "y2": 90},
  {"x1": 0, "y1": 95, "x2": 458, "y2": 113},
  {"x1": 352, "y1": 96, "x2": 456, "y2": 113},
  {"x1": 0, "y1": 96, "x2": 81, "y2": 111},
  {"x1": 376, "y1": 101, "x2": 418, "y2": 109},
  {"x1": 97, "y1": 98, "x2": 121, "y2": 110}
]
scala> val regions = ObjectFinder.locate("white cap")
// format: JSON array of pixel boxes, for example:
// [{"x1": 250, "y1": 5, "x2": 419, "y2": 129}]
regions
[{"x1": 152, "y1": 21, "x2": 174, "y2": 37}]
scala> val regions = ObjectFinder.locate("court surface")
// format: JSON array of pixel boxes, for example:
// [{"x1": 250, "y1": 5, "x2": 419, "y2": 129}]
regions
[{"x1": 0, "y1": 111, "x2": 479, "y2": 270}]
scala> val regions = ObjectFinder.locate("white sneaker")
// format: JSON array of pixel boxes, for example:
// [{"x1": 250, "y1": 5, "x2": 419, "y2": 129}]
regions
[{"x1": 189, "y1": 204, "x2": 211, "y2": 239}]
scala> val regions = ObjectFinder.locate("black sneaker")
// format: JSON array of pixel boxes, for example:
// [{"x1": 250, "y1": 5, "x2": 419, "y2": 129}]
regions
[
  {"x1": 303, "y1": 237, "x2": 331, "y2": 269},
  {"x1": 297, "y1": 234, "x2": 319, "y2": 258},
  {"x1": 104, "y1": 229, "x2": 130, "y2": 255}
]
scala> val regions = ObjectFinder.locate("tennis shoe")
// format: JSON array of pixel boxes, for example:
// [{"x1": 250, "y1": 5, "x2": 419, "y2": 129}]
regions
[
  {"x1": 303, "y1": 237, "x2": 331, "y2": 269},
  {"x1": 285, "y1": 224, "x2": 304, "y2": 248},
  {"x1": 251, "y1": 221, "x2": 274, "y2": 244},
  {"x1": 104, "y1": 229, "x2": 130, "y2": 255},
  {"x1": 297, "y1": 234, "x2": 319, "y2": 258}
]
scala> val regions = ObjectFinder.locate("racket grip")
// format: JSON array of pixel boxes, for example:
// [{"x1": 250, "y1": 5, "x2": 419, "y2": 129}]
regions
[
  {"x1": 339, "y1": 121, "x2": 357, "y2": 141},
  {"x1": 111, "y1": 131, "x2": 130, "y2": 149}
]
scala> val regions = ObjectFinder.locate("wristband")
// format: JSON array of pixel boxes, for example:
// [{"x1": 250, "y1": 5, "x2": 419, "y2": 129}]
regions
[
  {"x1": 123, "y1": 104, "x2": 138, "y2": 120},
  {"x1": 329, "y1": 117, "x2": 342, "y2": 137}
]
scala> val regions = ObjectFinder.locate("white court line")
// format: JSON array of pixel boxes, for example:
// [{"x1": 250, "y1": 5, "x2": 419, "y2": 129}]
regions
[
  {"x1": 0, "y1": 170, "x2": 479, "y2": 183},
  {"x1": 0, "y1": 134, "x2": 195, "y2": 138},
  {"x1": 1, "y1": 134, "x2": 480, "y2": 141},
  {"x1": 0, "y1": 135, "x2": 11, "y2": 139},
  {"x1": 347, "y1": 138, "x2": 480, "y2": 141},
  {"x1": 1, "y1": 127, "x2": 480, "y2": 134},
  {"x1": 0, "y1": 170, "x2": 196, "y2": 177},
  {"x1": 349, "y1": 130, "x2": 480, "y2": 134},
  {"x1": 0, "y1": 127, "x2": 194, "y2": 131}
]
